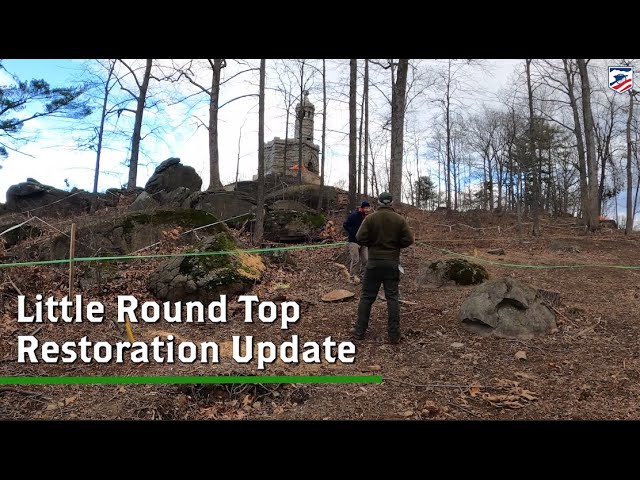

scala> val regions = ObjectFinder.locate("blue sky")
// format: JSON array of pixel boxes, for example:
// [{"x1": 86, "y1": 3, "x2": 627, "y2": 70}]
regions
[{"x1": 2, "y1": 59, "x2": 76, "y2": 84}]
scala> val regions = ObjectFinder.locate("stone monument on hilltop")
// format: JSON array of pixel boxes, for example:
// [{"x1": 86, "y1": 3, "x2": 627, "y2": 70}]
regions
[{"x1": 257, "y1": 90, "x2": 321, "y2": 185}]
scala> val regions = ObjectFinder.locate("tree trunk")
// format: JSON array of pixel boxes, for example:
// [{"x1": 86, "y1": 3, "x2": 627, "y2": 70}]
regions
[
  {"x1": 525, "y1": 59, "x2": 541, "y2": 236},
  {"x1": 576, "y1": 58, "x2": 600, "y2": 230},
  {"x1": 598, "y1": 104, "x2": 615, "y2": 216},
  {"x1": 634, "y1": 151, "x2": 640, "y2": 226},
  {"x1": 348, "y1": 59, "x2": 358, "y2": 212},
  {"x1": 297, "y1": 62, "x2": 305, "y2": 186},
  {"x1": 390, "y1": 59, "x2": 409, "y2": 203},
  {"x1": 517, "y1": 162, "x2": 523, "y2": 242},
  {"x1": 497, "y1": 160, "x2": 503, "y2": 211},
  {"x1": 317, "y1": 59, "x2": 327, "y2": 211},
  {"x1": 482, "y1": 153, "x2": 488, "y2": 210},
  {"x1": 94, "y1": 61, "x2": 115, "y2": 194},
  {"x1": 488, "y1": 154, "x2": 494, "y2": 211},
  {"x1": 626, "y1": 89, "x2": 634, "y2": 235},
  {"x1": 254, "y1": 59, "x2": 266, "y2": 244},
  {"x1": 283, "y1": 109, "x2": 289, "y2": 178},
  {"x1": 363, "y1": 59, "x2": 369, "y2": 197},
  {"x1": 563, "y1": 60, "x2": 589, "y2": 225},
  {"x1": 127, "y1": 58, "x2": 152, "y2": 192},
  {"x1": 445, "y1": 61, "x2": 452, "y2": 210},
  {"x1": 207, "y1": 59, "x2": 224, "y2": 191},
  {"x1": 234, "y1": 125, "x2": 243, "y2": 189},
  {"x1": 370, "y1": 136, "x2": 378, "y2": 197},
  {"x1": 358, "y1": 63, "x2": 364, "y2": 195}
]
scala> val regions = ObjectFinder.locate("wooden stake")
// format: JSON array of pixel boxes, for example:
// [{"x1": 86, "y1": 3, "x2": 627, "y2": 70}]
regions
[{"x1": 68, "y1": 223, "x2": 76, "y2": 314}]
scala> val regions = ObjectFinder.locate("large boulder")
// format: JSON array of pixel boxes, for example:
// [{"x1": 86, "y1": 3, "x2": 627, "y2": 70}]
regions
[
  {"x1": 5, "y1": 179, "x2": 96, "y2": 216},
  {"x1": 264, "y1": 184, "x2": 344, "y2": 211},
  {"x1": 147, "y1": 233, "x2": 265, "y2": 303},
  {"x1": 160, "y1": 187, "x2": 194, "y2": 209},
  {"x1": 263, "y1": 208, "x2": 326, "y2": 243},
  {"x1": 0, "y1": 215, "x2": 42, "y2": 247},
  {"x1": 3, "y1": 179, "x2": 131, "y2": 218},
  {"x1": 418, "y1": 258, "x2": 489, "y2": 286},
  {"x1": 187, "y1": 190, "x2": 256, "y2": 228},
  {"x1": 128, "y1": 191, "x2": 160, "y2": 212},
  {"x1": 459, "y1": 277, "x2": 557, "y2": 339},
  {"x1": 227, "y1": 180, "x2": 258, "y2": 200},
  {"x1": 145, "y1": 158, "x2": 202, "y2": 194},
  {"x1": 270, "y1": 199, "x2": 315, "y2": 213},
  {"x1": 34, "y1": 209, "x2": 225, "y2": 260}
]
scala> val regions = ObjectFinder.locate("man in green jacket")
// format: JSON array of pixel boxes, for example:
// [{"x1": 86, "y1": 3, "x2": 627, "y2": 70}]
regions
[{"x1": 352, "y1": 191, "x2": 414, "y2": 344}]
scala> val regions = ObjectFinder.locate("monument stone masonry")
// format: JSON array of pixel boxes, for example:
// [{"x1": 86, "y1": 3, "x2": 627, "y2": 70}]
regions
[{"x1": 258, "y1": 90, "x2": 321, "y2": 185}]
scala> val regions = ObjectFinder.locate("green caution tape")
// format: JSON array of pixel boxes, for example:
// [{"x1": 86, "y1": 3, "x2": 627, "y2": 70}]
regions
[
  {"x1": 416, "y1": 241, "x2": 640, "y2": 270},
  {"x1": 0, "y1": 242, "x2": 349, "y2": 269}
]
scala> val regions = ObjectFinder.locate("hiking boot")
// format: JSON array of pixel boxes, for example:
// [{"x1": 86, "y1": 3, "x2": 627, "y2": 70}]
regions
[
  {"x1": 388, "y1": 335, "x2": 401, "y2": 345},
  {"x1": 351, "y1": 328, "x2": 365, "y2": 340}
]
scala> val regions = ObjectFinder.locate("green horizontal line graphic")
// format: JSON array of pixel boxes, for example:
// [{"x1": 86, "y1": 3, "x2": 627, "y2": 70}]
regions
[{"x1": 0, "y1": 375, "x2": 382, "y2": 385}]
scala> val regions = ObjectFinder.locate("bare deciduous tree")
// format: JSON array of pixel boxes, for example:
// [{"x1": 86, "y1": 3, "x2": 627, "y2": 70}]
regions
[
  {"x1": 317, "y1": 59, "x2": 327, "y2": 211},
  {"x1": 576, "y1": 59, "x2": 600, "y2": 230},
  {"x1": 254, "y1": 59, "x2": 266, "y2": 244},
  {"x1": 117, "y1": 58, "x2": 153, "y2": 191},
  {"x1": 348, "y1": 59, "x2": 358, "y2": 212},
  {"x1": 168, "y1": 59, "x2": 258, "y2": 191},
  {"x1": 390, "y1": 59, "x2": 409, "y2": 203},
  {"x1": 626, "y1": 88, "x2": 635, "y2": 234}
]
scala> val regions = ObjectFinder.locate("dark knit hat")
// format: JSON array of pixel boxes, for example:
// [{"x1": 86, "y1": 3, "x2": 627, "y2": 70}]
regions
[
  {"x1": 360, "y1": 200, "x2": 370, "y2": 208},
  {"x1": 378, "y1": 192, "x2": 393, "y2": 205}
]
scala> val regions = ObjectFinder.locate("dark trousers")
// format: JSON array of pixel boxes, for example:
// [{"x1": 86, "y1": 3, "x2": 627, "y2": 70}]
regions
[{"x1": 355, "y1": 259, "x2": 400, "y2": 338}]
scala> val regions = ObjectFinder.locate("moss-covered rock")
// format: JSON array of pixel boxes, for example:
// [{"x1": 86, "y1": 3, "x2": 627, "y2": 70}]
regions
[
  {"x1": 263, "y1": 209, "x2": 326, "y2": 243},
  {"x1": 264, "y1": 184, "x2": 342, "y2": 211},
  {"x1": 147, "y1": 233, "x2": 265, "y2": 302},
  {"x1": 418, "y1": 258, "x2": 489, "y2": 286}
]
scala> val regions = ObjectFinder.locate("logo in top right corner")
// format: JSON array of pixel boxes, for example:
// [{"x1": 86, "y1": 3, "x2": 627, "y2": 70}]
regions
[{"x1": 608, "y1": 66, "x2": 633, "y2": 94}]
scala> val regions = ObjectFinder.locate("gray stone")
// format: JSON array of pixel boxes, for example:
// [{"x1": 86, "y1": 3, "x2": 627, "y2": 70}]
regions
[
  {"x1": 34, "y1": 209, "x2": 225, "y2": 260},
  {"x1": 5, "y1": 180, "x2": 96, "y2": 216},
  {"x1": 270, "y1": 199, "x2": 315, "y2": 212},
  {"x1": 189, "y1": 190, "x2": 256, "y2": 227},
  {"x1": 226, "y1": 180, "x2": 258, "y2": 199},
  {"x1": 159, "y1": 187, "x2": 193, "y2": 208},
  {"x1": 128, "y1": 191, "x2": 160, "y2": 212},
  {"x1": 264, "y1": 93, "x2": 320, "y2": 181},
  {"x1": 145, "y1": 158, "x2": 202, "y2": 194},
  {"x1": 264, "y1": 184, "x2": 341, "y2": 211},
  {"x1": 147, "y1": 233, "x2": 265, "y2": 303},
  {"x1": 263, "y1": 209, "x2": 326, "y2": 243},
  {"x1": 459, "y1": 277, "x2": 557, "y2": 339},
  {"x1": 154, "y1": 157, "x2": 181, "y2": 173}
]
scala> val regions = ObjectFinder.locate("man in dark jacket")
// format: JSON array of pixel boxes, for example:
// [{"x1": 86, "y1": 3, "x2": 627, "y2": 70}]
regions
[
  {"x1": 352, "y1": 192, "x2": 414, "y2": 344},
  {"x1": 343, "y1": 200, "x2": 371, "y2": 277}
]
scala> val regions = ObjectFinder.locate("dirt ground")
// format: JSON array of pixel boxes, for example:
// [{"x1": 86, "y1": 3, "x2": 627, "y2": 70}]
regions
[{"x1": 1, "y1": 208, "x2": 639, "y2": 420}]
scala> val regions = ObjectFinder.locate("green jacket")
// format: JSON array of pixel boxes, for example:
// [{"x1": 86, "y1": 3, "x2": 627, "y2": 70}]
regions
[{"x1": 355, "y1": 205, "x2": 414, "y2": 261}]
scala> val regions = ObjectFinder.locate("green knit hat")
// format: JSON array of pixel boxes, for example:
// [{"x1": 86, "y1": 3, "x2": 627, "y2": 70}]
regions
[{"x1": 378, "y1": 192, "x2": 393, "y2": 205}]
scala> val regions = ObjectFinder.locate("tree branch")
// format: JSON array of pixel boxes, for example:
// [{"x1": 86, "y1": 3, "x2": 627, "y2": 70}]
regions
[{"x1": 219, "y1": 93, "x2": 259, "y2": 110}]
